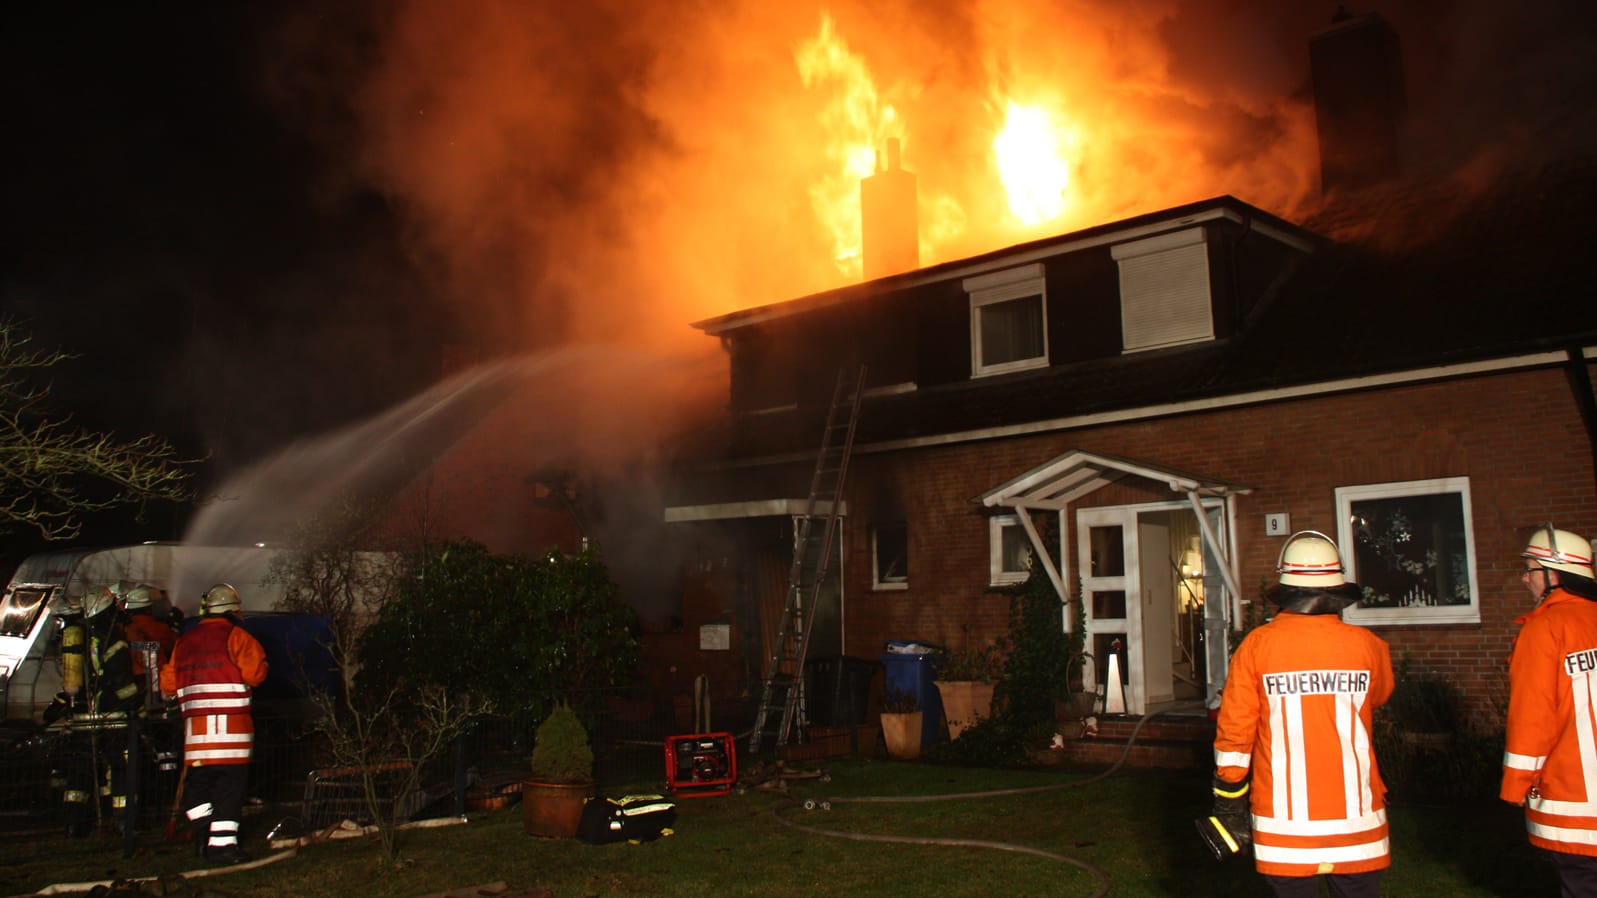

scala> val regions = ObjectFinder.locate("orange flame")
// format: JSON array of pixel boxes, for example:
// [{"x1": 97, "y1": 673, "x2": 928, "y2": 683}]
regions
[
  {"x1": 993, "y1": 100, "x2": 1074, "y2": 227},
  {"x1": 794, "y1": 13, "x2": 904, "y2": 279}
]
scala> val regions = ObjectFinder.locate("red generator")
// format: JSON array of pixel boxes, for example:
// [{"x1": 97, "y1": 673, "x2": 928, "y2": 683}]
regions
[{"x1": 665, "y1": 732, "x2": 738, "y2": 798}]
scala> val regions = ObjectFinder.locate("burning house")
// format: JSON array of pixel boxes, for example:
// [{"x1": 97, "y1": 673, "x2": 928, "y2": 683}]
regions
[{"x1": 656, "y1": 11, "x2": 1597, "y2": 730}]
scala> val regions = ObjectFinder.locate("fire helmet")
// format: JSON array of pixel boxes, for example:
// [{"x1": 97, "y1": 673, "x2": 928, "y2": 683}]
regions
[
  {"x1": 1268, "y1": 530, "x2": 1361, "y2": 613},
  {"x1": 1523, "y1": 526, "x2": 1595, "y2": 580},
  {"x1": 201, "y1": 583, "x2": 242, "y2": 615},
  {"x1": 123, "y1": 584, "x2": 156, "y2": 611},
  {"x1": 84, "y1": 586, "x2": 117, "y2": 618}
]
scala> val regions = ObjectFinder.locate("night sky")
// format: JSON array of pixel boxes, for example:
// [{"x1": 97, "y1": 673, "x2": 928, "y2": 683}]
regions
[{"x1": 4, "y1": 1, "x2": 1595, "y2": 555}]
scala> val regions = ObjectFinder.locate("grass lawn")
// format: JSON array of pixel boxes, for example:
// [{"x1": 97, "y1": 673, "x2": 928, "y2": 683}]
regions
[{"x1": 0, "y1": 761, "x2": 1559, "y2": 897}]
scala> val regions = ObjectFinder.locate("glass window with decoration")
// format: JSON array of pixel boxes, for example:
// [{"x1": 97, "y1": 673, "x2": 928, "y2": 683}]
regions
[{"x1": 1336, "y1": 477, "x2": 1480, "y2": 625}]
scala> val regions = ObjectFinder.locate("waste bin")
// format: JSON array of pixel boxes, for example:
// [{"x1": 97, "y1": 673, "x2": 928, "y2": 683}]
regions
[
  {"x1": 880, "y1": 641, "x2": 944, "y2": 748},
  {"x1": 806, "y1": 656, "x2": 879, "y2": 727}
]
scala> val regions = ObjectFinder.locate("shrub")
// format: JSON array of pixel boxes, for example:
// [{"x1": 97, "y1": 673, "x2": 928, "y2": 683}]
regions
[{"x1": 531, "y1": 703, "x2": 594, "y2": 784}]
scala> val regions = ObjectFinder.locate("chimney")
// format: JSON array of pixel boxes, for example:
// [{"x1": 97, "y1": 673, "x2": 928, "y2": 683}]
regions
[
  {"x1": 1309, "y1": 11, "x2": 1406, "y2": 193},
  {"x1": 860, "y1": 137, "x2": 918, "y2": 279}
]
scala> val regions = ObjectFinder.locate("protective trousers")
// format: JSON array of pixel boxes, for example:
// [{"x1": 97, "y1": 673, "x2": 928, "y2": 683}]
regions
[
  {"x1": 1548, "y1": 849, "x2": 1597, "y2": 898},
  {"x1": 183, "y1": 764, "x2": 248, "y2": 854},
  {"x1": 1263, "y1": 871, "x2": 1382, "y2": 898}
]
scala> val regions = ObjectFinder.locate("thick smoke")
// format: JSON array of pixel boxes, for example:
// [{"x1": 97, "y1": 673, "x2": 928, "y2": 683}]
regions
[{"x1": 264, "y1": 0, "x2": 1596, "y2": 342}]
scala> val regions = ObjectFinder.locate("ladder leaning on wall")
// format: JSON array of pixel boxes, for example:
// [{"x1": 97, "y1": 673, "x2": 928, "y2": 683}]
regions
[{"x1": 748, "y1": 364, "x2": 867, "y2": 754}]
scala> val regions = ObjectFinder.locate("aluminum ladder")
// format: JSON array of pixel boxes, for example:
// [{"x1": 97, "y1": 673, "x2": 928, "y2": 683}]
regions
[{"x1": 748, "y1": 364, "x2": 867, "y2": 753}]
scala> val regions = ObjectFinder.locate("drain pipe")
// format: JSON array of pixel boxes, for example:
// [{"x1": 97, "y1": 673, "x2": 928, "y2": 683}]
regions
[{"x1": 1564, "y1": 347, "x2": 1597, "y2": 496}]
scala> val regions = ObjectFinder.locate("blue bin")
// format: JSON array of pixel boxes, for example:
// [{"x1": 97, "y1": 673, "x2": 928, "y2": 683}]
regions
[{"x1": 880, "y1": 641, "x2": 944, "y2": 748}]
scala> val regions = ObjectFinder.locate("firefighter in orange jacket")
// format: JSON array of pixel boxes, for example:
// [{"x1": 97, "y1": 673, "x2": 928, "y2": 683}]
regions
[
  {"x1": 121, "y1": 585, "x2": 176, "y2": 688},
  {"x1": 1208, "y1": 531, "x2": 1394, "y2": 898},
  {"x1": 1502, "y1": 525, "x2": 1597, "y2": 895},
  {"x1": 160, "y1": 583, "x2": 267, "y2": 866}
]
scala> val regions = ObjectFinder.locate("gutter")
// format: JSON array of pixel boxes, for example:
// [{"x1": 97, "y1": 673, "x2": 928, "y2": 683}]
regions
[{"x1": 1565, "y1": 347, "x2": 1597, "y2": 495}]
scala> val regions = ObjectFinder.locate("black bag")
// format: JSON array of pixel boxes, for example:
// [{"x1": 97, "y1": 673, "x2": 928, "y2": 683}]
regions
[{"x1": 576, "y1": 794, "x2": 677, "y2": 844}]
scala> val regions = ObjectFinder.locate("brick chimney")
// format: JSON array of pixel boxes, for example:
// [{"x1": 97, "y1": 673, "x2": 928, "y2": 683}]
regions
[
  {"x1": 860, "y1": 137, "x2": 918, "y2": 280},
  {"x1": 1309, "y1": 11, "x2": 1407, "y2": 193}
]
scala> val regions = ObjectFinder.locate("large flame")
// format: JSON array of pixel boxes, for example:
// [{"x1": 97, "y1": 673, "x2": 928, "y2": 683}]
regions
[
  {"x1": 793, "y1": 13, "x2": 903, "y2": 278},
  {"x1": 993, "y1": 100, "x2": 1073, "y2": 226},
  {"x1": 294, "y1": 0, "x2": 1347, "y2": 347}
]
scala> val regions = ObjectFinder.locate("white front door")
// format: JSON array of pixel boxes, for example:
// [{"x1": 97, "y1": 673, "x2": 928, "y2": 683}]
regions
[
  {"x1": 1078, "y1": 501, "x2": 1227, "y2": 715},
  {"x1": 1077, "y1": 507, "x2": 1144, "y2": 713}
]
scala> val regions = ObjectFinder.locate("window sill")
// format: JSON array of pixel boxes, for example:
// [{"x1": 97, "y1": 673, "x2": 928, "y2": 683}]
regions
[
  {"x1": 1343, "y1": 607, "x2": 1481, "y2": 627},
  {"x1": 872, "y1": 581, "x2": 909, "y2": 592}
]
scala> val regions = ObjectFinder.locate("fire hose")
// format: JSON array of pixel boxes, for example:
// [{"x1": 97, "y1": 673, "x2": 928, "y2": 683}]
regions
[{"x1": 775, "y1": 702, "x2": 1207, "y2": 898}]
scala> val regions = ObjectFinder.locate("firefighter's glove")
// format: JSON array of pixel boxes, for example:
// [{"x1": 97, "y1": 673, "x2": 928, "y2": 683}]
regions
[{"x1": 1196, "y1": 774, "x2": 1251, "y2": 860}]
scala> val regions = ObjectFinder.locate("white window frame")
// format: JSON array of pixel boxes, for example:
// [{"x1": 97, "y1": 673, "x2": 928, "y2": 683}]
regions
[
  {"x1": 871, "y1": 522, "x2": 909, "y2": 591},
  {"x1": 1336, "y1": 476, "x2": 1481, "y2": 626},
  {"x1": 989, "y1": 515, "x2": 1034, "y2": 586},
  {"x1": 967, "y1": 263, "x2": 1048, "y2": 378}
]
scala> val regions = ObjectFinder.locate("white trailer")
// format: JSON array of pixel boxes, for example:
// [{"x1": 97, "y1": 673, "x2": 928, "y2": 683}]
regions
[{"x1": 0, "y1": 543, "x2": 287, "y2": 721}]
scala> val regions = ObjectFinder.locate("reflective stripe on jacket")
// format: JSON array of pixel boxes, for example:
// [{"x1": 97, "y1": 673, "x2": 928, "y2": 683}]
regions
[
  {"x1": 159, "y1": 617, "x2": 268, "y2": 766},
  {"x1": 1214, "y1": 610, "x2": 1395, "y2": 877},
  {"x1": 1503, "y1": 587, "x2": 1597, "y2": 857}
]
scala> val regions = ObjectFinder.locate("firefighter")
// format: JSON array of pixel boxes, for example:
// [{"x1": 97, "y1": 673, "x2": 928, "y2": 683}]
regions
[
  {"x1": 121, "y1": 584, "x2": 177, "y2": 693},
  {"x1": 160, "y1": 583, "x2": 267, "y2": 865},
  {"x1": 65, "y1": 586, "x2": 143, "y2": 837},
  {"x1": 1207, "y1": 531, "x2": 1394, "y2": 898},
  {"x1": 122, "y1": 584, "x2": 182, "y2": 788},
  {"x1": 1502, "y1": 525, "x2": 1597, "y2": 895}
]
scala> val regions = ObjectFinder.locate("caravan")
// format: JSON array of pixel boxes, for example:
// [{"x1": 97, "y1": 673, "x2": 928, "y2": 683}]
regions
[{"x1": 0, "y1": 543, "x2": 295, "y2": 722}]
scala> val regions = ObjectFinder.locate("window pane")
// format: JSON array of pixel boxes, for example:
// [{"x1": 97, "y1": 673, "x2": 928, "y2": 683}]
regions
[
  {"x1": 1349, "y1": 492, "x2": 1471, "y2": 608},
  {"x1": 1001, "y1": 523, "x2": 1032, "y2": 573},
  {"x1": 875, "y1": 523, "x2": 908, "y2": 583},
  {"x1": 1090, "y1": 526, "x2": 1125, "y2": 577},
  {"x1": 0, "y1": 587, "x2": 50, "y2": 639},
  {"x1": 980, "y1": 295, "x2": 1044, "y2": 366},
  {"x1": 1091, "y1": 590, "x2": 1127, "y2": 619}
]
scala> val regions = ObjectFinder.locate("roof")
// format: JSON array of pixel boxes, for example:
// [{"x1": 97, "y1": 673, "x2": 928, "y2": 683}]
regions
[{"x1": 699, "y1": 155, "x2": 1597, "y2": 462}]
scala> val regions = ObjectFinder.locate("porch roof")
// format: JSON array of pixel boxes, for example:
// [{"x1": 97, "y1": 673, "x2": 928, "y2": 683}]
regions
[
  {"x1": 977, "y1": 449, "x2": 1252, "y2": 512},
  {"x1": 663, "y1": 498, "x2": 845, "y2": 523}
]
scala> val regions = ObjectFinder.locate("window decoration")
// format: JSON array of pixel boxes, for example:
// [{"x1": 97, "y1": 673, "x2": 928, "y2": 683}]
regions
[{"x1": 1336, "y1": 477, "x2": 1480, "y2": 625}]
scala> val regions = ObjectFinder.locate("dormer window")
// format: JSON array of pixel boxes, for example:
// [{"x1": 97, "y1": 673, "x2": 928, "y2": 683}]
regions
[
  {"x1": 967, "y1": 263, "x2": 1048, "y2": 377},
  {"x1": 1113, "y1": 227, "x2": 1214, "y2": 353}
]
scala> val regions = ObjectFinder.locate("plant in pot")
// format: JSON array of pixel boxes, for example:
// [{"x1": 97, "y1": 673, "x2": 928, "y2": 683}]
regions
[
  {"x1": 935, "y1": 641, "x2": 1005, "y2": 740},
  {"x1": 522, "y1": 703, "x2": 595, "y2": 837},
  {"x1": 879, "y1": 689, "x2": 923, "y2": 760}
]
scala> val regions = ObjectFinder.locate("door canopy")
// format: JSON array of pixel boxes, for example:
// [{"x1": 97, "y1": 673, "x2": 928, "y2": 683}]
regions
[{"x1": 977, "y1": 449, "x2": 1250, "y2": 608}]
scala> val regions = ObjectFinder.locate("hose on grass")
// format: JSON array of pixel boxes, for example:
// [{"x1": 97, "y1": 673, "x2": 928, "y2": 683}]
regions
[{"x1": 774, "y1": 703, "x2": 1207, "y2": 898}]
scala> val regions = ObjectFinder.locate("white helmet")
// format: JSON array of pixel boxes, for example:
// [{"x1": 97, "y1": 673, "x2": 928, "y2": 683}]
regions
[
  {"x1": 1277, "y1": 531, "x2": 1349, "y2": 587},
  {"x1": 1523, "y1": 526, "x2": 1595, "y2": 580},
  {"x1": 84, "y1": 586, "x2": 117, "y2": 618},
  {"x1": 201, "y1": 583, "x2": 242, "y2": 615},
  {"x1": 123, "y1": 584, "x2": 156, "y2": 611}
]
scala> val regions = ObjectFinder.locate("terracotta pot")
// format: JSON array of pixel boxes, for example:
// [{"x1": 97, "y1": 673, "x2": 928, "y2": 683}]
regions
[
  {"x1": 880, "y1": 711, "x2": 924, "y2": 759},
  {"x1": 521, "y1": 778, "x2": 594, "y2": 838},
  {"x1": 936, "y1": 681, "x2": 996, "y2": 740}
]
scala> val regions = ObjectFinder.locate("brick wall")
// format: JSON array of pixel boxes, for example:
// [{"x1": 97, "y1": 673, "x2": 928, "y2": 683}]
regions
[{"x1": 836, "y1": 364, "x2": 1597, "y2": 718}]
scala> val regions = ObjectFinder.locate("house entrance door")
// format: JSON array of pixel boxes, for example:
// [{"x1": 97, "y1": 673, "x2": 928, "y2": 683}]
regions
[{"x1": 1077, "y1": 502, "x2": 1222, "y2": 714}]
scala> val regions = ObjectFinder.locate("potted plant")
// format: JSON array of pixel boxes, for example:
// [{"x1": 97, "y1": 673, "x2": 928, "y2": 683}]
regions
[
  {"x1": 879, "y1": 689, "x2": 923, "y2": 760},
  {"x1": 935, "y1": 642, "x2": 1004, "y2": 740},
  {"x1": 522, "y1": 703, "x2": 595, "y2": 837}
]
